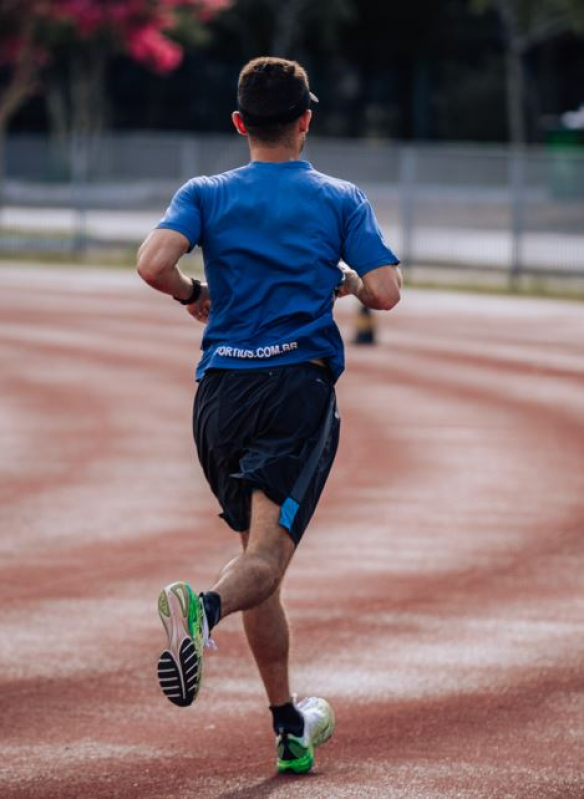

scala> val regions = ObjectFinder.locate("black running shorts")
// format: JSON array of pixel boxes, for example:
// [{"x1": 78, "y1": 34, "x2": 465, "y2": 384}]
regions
[{"x1": 193, "y1": 363, "x2": 340, "y2": 545}]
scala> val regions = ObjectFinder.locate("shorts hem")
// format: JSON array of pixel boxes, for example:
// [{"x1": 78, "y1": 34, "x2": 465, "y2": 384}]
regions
[{"x1": 219, "y1": 511, "x2": 248, "y2": 533}]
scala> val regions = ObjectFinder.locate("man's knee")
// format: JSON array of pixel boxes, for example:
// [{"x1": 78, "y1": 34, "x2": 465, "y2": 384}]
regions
[{"x1": 248, "y1": 546, "x2": 288, "y2": 594}]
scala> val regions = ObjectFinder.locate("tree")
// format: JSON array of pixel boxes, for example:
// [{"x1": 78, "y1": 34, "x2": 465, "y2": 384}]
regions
[
  {"x1": 0, "y1": 4, "x2": 39, "y2": 133},
  {"x1": 472, "y1": 0, "x2": 584, "y2": 143},
  {"x1": 0, "y1": 0, "x2": 230, "y2": 140},
  {"x1": 214, "y1": 0, "x2": 354, "y2": 62}
]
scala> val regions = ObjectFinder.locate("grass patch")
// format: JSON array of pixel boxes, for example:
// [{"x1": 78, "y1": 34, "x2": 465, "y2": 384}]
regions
[
  {"x1": 0, "y1": 249, "x2": 137, "y2": 268},
  {"x1": 0, "y1": 248, "x2": 204, "y2": 274},
  {"x1": 404, "y1": 276, "x2": 584, "y2": 303}
]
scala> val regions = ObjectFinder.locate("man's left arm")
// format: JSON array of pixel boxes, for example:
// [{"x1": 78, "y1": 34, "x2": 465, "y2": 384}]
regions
[
  {"x1": 137, "y1": 228, "x2": 193, "y2": 299},
  {"x1": 137, "y1": 228, "x2": 211, "y2": 319}
]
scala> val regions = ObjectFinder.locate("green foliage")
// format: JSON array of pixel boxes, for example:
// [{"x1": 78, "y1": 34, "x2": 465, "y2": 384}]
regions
[
  {"x1": 471, "y1": 0, "x2": 584, "y2": 39},
  {"x1": 171, "y1": 7, "x2": 212, "y2": 48}
]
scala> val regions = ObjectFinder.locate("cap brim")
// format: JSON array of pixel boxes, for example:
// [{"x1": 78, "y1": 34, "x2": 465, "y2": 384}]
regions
[{"x1": 309, "y1": 91, "x2": 319, "y2": 104}]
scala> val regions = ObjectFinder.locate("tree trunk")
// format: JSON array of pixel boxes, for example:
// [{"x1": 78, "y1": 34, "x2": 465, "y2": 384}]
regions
[
  {"x1": 270, "y1": 0, "x2": 312, "y2": 57},
  {"x1": 46, "y1": 77, "x2": 70, "y2": 144},
  {"x1": 70, "y1": 48, "x2": 108, "y2": 139},
  {"x1": 496, "y1": 0, "x2": 526, "y2": 144},
  {"x1": 0, "y1": 123, "x2": 6, "y2": 223},
  {"x1": 0, "y1": 37, "x2": 38, "y2": 215},
  {"x1": 505, "y1": 39, "x2": 526, "y2": 144},
  {"x1": 0, "y1": 28, "x2": 37, "y2": 128}
]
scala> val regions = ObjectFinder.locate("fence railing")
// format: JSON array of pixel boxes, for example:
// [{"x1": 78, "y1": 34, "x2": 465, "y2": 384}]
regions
[{"x1": 2, "y1": 133, "x2": 584, "y2": 279}]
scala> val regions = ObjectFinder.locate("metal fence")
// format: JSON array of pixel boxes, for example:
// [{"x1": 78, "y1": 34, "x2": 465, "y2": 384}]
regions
[{"x1": 2, "y1": 133, "x2": 584, "y2": 280}]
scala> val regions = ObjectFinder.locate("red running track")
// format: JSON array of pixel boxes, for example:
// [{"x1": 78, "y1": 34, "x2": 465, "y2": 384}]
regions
[{"x1": 1, "y1": 266, "x2": 584, "y2": 799}]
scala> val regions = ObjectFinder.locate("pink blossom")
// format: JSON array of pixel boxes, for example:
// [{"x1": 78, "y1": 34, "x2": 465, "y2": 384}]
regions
[
  {"x1": 128, "y1": 25, "x2": 183, "y2": 74},
  {"x1": 2, "y1": 0, "x2": 230, "y2": 74}
]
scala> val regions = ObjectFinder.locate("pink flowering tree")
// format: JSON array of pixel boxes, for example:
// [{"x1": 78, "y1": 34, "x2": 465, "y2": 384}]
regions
[{"x1": 0, "y1": 0, "x2": 230, "y2": 141}]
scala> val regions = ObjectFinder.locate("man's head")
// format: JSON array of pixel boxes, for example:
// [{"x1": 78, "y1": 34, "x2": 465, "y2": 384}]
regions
[{"x1": 233, "y1": 57, "x2": 317, "y2": 147}]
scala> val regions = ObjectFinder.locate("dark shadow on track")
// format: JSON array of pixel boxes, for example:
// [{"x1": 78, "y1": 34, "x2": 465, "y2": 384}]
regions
[{"x1": 215, "y1": 772, "x2": 320, "y2": 799}]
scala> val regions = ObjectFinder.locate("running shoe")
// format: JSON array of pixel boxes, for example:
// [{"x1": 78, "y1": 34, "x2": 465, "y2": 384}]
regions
[
  {"x1": 157, "y1": 581, "x2": 213, "y2": 707},
  {"x1": 276, "y1": 697, "x2": 336, "y2": 774}
]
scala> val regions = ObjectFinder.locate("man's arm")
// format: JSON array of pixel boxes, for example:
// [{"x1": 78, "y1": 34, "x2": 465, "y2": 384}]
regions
[
  {"x1": 337, "y1": 263, "x2": 402, "y2": 311},
  {"x1": 137, "y1": 229, "x2": 194, "y2": 300},
  {"x1": 137, "y1": 228, "x2": 211, "y2": 321}
]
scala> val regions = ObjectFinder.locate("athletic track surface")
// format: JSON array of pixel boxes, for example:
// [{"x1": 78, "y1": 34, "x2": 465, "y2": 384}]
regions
[{"x1": 1, "y1": 266, "x2": 584, "y2": 799}]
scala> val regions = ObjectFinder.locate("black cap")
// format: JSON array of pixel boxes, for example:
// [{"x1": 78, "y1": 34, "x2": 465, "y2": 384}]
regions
[{"x1": 238, "y1": 88, "x2": 319, "y2": 127}]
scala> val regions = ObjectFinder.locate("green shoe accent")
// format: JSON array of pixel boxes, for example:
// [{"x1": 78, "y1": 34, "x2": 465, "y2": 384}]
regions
[
  {"x1": 158, "y1": 590, "x2": 170, "y2": 618},
  {"x1": 166, "y1": 582, "x2": 200, "y2": 641},
  {"x1": 277, "y1": 737, "x2": 315, "y2": 774},
  {"x1": 186, "y1": 583, "x2": 199, "y2": 640}
]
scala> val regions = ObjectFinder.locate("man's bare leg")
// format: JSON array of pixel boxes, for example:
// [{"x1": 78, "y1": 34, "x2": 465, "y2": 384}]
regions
[
  {"x1": 157, "y1": 491, "x2": 294, "y2": 709},
  {"x1": 209, "y1": 491, "x2": 295, "y2": 706},
  {"x1": 210, "y1": 490, "x2": 295, "y2": 617},
  {"x1": 241, "y1": 546, "x2": 292, "y2": 706}
]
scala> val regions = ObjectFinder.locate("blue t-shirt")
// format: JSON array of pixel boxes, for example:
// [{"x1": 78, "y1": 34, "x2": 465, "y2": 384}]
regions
[{"x1": 157, "y1": 160, "x2": 399, "y2": 382}]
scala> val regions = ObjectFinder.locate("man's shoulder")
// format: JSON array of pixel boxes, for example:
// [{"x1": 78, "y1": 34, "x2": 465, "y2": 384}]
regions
[
  {"x1": 187, "y1": 165, "x2": 250, "y2": 191},
  {"x1": 305, "y1": 167, "x2": 363, "y2": 202}
]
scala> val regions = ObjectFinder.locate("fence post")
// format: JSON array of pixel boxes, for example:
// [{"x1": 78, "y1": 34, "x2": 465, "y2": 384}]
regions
[
  {"x1": 0, "y1": 131, "x2": 5, "y2": 228},
  {"x1": 180, "y1": 136, "x2": 200, "y2": 179},
  {"x1": 70, "y1": 133, "x2": 89, "y2": 254},
  {"x1": 509, "y1": 146, "x2": 524, "y2": 288},
  {"x1": 399, "y1": 145, "x2": 416, "y2": 270}
]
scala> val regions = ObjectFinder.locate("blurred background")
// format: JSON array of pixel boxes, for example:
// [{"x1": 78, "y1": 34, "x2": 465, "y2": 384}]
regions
[{"x1": 1, "y1": 0, "x2": 584, "y2": 291}]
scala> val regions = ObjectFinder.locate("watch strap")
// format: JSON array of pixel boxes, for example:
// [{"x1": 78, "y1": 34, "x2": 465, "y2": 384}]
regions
[{"x1": 174, "y1": 278, "x2": 202, "y2": 305}]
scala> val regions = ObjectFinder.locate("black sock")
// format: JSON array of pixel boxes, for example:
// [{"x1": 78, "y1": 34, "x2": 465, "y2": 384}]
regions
[
  {"x1": 201, "y1": 591, "x2": 221, "y2": 631},
  {"x1": 270, "y1": 701, "x2": 304, "y2": 737}
]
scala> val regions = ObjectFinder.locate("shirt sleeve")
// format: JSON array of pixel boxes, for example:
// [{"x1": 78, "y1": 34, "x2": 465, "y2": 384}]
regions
[
  {"x1": 341, "y1": 186, "x2": 400, "y2": 276},
  {"x1": 156, "y1": 180, "x2": 202, "y2": 253}
]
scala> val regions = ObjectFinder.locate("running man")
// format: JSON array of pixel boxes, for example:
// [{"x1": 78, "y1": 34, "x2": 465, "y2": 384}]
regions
[{"x1": 137, "y1": 56, "x2": 402, "y2": 774}]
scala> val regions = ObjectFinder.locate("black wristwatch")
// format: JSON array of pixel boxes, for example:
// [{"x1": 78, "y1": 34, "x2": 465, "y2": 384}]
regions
[{"x1": 174, "y1": 278, "x2": 202, "y2": 305}]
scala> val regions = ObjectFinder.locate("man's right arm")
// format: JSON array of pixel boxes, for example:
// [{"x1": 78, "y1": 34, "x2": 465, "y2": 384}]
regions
[
  {"x1": 338, "y1": 263, "x2": 402, "y2": 311},
  {"x1": 340, "y1": 186, "x2": 402, "y2": 310}
]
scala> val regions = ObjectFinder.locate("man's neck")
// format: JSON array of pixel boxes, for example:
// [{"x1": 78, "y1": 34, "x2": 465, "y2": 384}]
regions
[{"x1": 248, "y1": 142, "x2": 303, "y2": 163}]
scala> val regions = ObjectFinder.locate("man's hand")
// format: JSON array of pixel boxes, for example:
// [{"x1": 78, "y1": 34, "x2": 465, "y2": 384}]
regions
[
  {"x1": 335, "y1": 264, "x2": 362, "y2": 299},
  {"x1": 185, "y1": 283, "x2": 211, "y2": 323}
]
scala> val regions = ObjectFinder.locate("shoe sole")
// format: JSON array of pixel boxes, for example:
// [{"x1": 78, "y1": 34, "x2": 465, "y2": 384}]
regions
[{"x1": 157, "y1": 582, "x2": 202, "y2": 707}]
